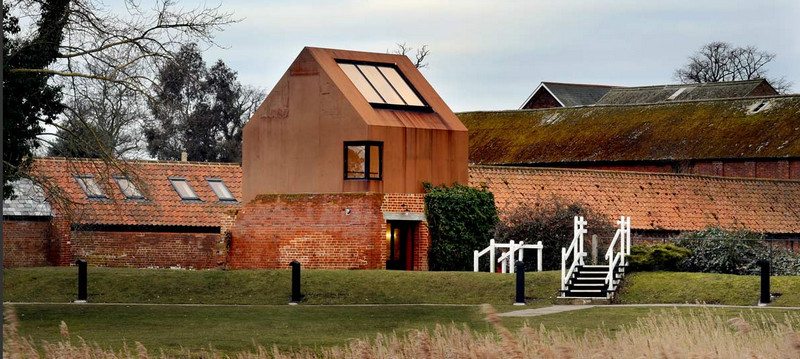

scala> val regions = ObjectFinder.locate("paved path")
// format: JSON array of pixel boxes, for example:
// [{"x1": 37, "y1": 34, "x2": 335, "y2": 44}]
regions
[
  {"x1": 499, "y1": 305, "x2": 595, "y2": 317},
  {"x1": 499, "y1": 303, "x2": 800, "y2": 317}
]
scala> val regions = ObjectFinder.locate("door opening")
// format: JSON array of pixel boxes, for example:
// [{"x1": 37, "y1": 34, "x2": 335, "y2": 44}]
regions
[{"x1": 386, "y1": 221, "x2": 416, "y2": 270}]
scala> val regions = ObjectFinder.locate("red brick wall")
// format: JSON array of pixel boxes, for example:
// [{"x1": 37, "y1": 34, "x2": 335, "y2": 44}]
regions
[
  {"x1": 381, "y1": 193, "x2": 429, "y2": 270},
  {"x1": 3, "y1": 219, "x2": 51, "y2": 267},
  {"x1": 70, "y1": 230, "x2": 222, "y2": 268},
  {"x1": 229, "y1": 193, "x2": 386, "y2": 269}
]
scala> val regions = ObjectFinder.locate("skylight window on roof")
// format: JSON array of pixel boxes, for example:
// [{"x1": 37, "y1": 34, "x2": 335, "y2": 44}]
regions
[
  {"x1": 75, "y1": 175, "x2": 106, "y2": 199},
  {"x1": 207, "y1": 179, "x2": 236, "y2": 202},
  {"x1": 114, "y1": 176, "x2": 144, "y2": 200},
  {"x1": 169, "y1": 178, "x2": 199, "y2": 200},
  {"x1": 337, "y1": 61, "x2": 427, "y2": 109}
]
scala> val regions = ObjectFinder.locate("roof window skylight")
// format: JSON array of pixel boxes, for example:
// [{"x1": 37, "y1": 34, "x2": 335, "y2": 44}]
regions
[
  {"x1": 337, "y1": 61, "x2": 427, "y2": 109},
  {"x1": 114, "y1": 176, "x2": 144, "y2": 200},
  {"x1": 207, "y1": 179, "x2": 236, "y2": 202},
  {"x1": 169, "y1": 178, "x2": 200, "y2": 200},
  {"x1": 75, "y1": 175, "x2": 106, "y2": 199}
]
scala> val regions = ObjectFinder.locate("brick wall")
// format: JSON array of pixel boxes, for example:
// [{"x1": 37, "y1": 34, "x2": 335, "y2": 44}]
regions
[
  {"x1": 70, "y1": 230, "x2": 222, "y2": 268},
  {"x1": 229, "y1": 192, "x2": 431, "y2": 270},
  {"x1": 381, "y1": 193, "x2": 429, "y2": 270},
  {"x1": 3, "y1": 219, "x2": 51, "y2": 267},
  {"x1": 229, "y1": 193, "x2": 386, "y2": 269}
]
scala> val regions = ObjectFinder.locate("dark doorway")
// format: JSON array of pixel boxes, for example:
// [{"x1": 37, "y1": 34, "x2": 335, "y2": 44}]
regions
[{"x1": 386, "y1": 221, "x2": 416, "y2": 270}]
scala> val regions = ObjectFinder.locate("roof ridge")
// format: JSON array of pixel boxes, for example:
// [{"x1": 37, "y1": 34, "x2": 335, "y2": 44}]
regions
[
  {"x1": 469, "y1": 164, "x2": 800, "y2": 184},
  {"x1": 542, "y1": 81, "x2": 619, "y2": 88},
  {"x1": 35, "y1": 157, "x2": 242, "y2": 167},
  {"x1": 606, "y1": 79, "x2": 765, "y2": 91},
  {"x1": 458, "y1": 93, "x2": 800, "y2": 114}
]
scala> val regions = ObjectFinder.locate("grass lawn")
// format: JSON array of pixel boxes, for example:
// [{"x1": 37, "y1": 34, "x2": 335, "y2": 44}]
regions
[
  {"x1": 616, "y1": 272, "x2": 800, "y2": 306},
  {"x1": 3, "y1": 267, "x2": 561, "y2": 306},
  {"x1": 9, "y1": 303, "x2": 800, "y2": 356},
  {"x1": 501, "y1": 306, "x2": 800, "y2": 335},
  {"x1": 8, "y1": 303, "x2": 489, "y2": 355}
]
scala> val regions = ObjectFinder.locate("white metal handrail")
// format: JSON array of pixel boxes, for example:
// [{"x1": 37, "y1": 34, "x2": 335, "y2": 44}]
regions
[
  {"x1": 474, "y1": 239, "x2": 544, "y2": 273},
  {"x1": 561, "y1": 216, "x2": 588, "y2": 291},
  {"x1": 604, "y1": 216, "x2": 631, "y2": 292}
]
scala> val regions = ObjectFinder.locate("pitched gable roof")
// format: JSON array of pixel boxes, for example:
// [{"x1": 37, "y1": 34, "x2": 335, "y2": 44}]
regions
[
  {"x1": 522, "y1": 82, "x2": 615, "y2": 108},
  {"x1": 596, "y1": 79, "x2": 777, "y2": 105},
  {"x1": 461, "y1": 95, "x2": 800, "y2": 165},
  {"x1": 469, "y1": 165, "x2": 800, "y2": 234},
  {"x1": 303, "y1": 47, "x2": 466, "y2": 132},
  {"x1": 30, "y1": 158, "x2": 241, "y2": 227}
]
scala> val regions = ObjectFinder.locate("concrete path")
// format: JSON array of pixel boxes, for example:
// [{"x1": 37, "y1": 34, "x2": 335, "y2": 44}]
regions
[
  {"x1": 499, "y1": 305, "x2": 595, "y2": 317},
  {"x1": 499, "y1": 303, "x2": 800, "y2": 317}
]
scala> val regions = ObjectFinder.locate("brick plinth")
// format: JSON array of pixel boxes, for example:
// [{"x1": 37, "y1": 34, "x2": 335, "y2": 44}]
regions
[
  {"x1": 3, "y1": 219, "x2": 51, "y2": 267},
  {"x1": 230, "y1": 193, "x2": 386, "y2": 269},
  {"x1": 229, "y1": 192, "x2": 431, "y2": 270}
]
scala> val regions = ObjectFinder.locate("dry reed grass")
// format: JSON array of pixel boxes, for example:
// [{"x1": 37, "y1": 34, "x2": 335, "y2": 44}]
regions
[{"x1": 4, "y1": 304, "x2": 800, "y2": 359}]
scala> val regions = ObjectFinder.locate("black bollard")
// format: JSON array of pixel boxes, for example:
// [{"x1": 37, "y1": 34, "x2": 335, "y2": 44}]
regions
[
  {"x1": 76, "y1": 259, "x2": 88, "y2": 302},
  {"x1": 514, "y1": 260, "x2": 525, "y2": 305},
  {"x1": 757, "y1": 260, "x2": 770, "y2": 305},
  {"x1": 290, "y1": 260, "x2": 302, "y2": 304}
]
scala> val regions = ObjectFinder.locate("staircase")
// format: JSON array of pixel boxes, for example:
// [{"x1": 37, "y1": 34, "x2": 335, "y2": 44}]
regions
[
  {"x1": 560, "y1": 264, "x2": 626, "y2": 298},
  {"x1": 560, "y1": 216, "x2": 631, "y2": 300}
]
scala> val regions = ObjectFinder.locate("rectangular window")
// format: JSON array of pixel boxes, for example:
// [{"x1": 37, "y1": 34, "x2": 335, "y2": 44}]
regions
[
  {"x1": 337, "y1": 60, "x2": 429, "y2": 110},
  {"x1": 207, "y1": 179, "x2": 236, "y2": 202},
  {"x1": 169, "y1": 178, "x2": 200, "y2": 200},
  {"x1": 75, "y1": 175, "x2": 106, "y2": 199},
  {"x1": 344, "y1": 141, "x2": 382, "y2": 180},
  {"x1": 114, "y1": 176, "x2": 144, "y2": 200}
]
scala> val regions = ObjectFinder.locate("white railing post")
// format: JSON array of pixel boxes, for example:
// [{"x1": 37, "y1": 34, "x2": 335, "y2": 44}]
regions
[
  {"x1": 518, "y1": 241, "x2": 524, "y2": 262},
  {"x1": 489, "y1": 239, "x2": 496, "y2": 273},
  {"x1": 473, "y1": 250, "x2": 479, "y2": 272},
  {"x1": 561, "y1": 247, "x2": 566, "y2": 291},
  {"x1": 536, "y1": 241, "x2": 543, "y2": 272},
  {"x1": 509, "y1": 240, "x2": 516, "y2": 273}
]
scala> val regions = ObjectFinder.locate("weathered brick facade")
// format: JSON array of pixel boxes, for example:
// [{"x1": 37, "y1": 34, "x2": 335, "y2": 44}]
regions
[
  {"x1": 2, "y1": 219, "x2": 52, "y2": 267},
  {"x1": 229, "y1": 193, "x2": 430, "y2": 270},
  {"x1": 69, "y1": 230, "x2": 222, "y2": 268}
]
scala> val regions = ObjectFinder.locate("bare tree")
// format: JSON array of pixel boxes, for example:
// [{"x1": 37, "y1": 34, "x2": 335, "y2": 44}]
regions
[
  {"x1": 392, "y1": 42, "x2": 430, "y2": 69},
  {"x1": 675, "y1": 41, "x2": 792, "y2": 93}
]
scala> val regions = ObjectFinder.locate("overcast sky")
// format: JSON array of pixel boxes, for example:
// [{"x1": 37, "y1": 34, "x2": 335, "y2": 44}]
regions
[{"x1": 202, "y1": 0, "x2": 800, "y2": 112}]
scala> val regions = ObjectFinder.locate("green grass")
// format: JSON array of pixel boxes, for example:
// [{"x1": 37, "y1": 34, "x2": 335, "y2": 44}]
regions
[
  {"x1": 10, "y1": 303, "x2": 800, "y2": 356},
  {"x1": 8, "y1": 304, "x2": 489, "y2": 355},
  {"x1": 501, "y1": 306, "x2": 800, "y2": 335},
  {"x1": 3, "y1": 267, "x2": 562, "y2": 305},
  {"x1": 616, "y1": 272, "x2": 800, "y2": 307}
]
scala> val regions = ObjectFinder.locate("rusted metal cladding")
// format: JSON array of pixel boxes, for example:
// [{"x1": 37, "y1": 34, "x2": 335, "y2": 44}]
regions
[{"x1": 242, "y1": 47, "x2": 468, "y2": 202}]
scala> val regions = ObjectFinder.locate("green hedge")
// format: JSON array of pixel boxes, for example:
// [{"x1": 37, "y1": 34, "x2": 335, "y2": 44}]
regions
[
  {"x1": 424, "y1": 183, "x2": 498, "y2": 271},
  {"x1": 627, "y1": 244, "x2": 692, "y2": 272}
]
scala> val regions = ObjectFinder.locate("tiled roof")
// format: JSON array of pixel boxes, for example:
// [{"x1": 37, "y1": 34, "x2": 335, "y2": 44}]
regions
[
  {"x1": 539, "y1": 82, "x2": 615, "y2": 107},
  {"x1": 460, "y1": 95, "x2": 800, "y2": 164},
  {"x1": 3, "y1": 179, "x2": 52, "y2": 217},
  {"x1": 469, "y1": 165, "x2": 800, "y2": 234},
  {"x1": 30, "y1": 158, "x2": 242, "y2": 227},
  {"x1": 596, "y1": 79, "x2": 775, "y2": 105}
]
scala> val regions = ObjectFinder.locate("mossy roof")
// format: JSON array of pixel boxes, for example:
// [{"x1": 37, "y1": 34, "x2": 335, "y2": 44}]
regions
[{"x1": 460, "y1": 95, "x2": 800, "y2": 164}]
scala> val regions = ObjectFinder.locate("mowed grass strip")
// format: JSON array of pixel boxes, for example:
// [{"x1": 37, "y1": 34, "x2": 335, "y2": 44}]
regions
[
  {"x1": 616, "y1": 272, "x2": 800, "y2": 307},
  {"x1": 8, "y1": 304, "x2": 489, "y2": 355},
  {"x1": 4, "y1": 267, "x2": 562, "y2": 305}
]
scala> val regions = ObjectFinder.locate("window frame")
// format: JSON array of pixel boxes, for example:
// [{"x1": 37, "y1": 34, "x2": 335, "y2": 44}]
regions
[
  {"x1": 343, "y1": 141, "x2": 383, "y2": 181},
  {"x1": 206, "y1": 178, "x2": 237, "y2": 202},
  {"x1": 336, "y1": 59, "x2": 432, "y2": 112},
  {"x1": 168, "y1": 177, "x2": 201, "y2": 201},
  {"x1": 113, "y1": 175, "x2": 146, "y2": 200},
  {"x1": 74, "y1": 175, "x2": 107, "y2": 199}
]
